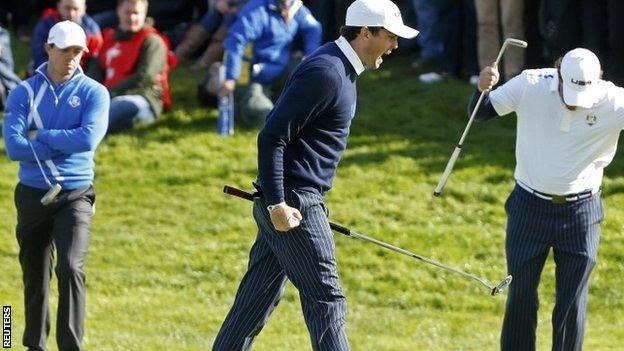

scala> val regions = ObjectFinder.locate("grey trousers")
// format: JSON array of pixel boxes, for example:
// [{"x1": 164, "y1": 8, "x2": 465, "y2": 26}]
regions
[
  {"x1": 213, "y1": 189, "x2": 350, "y2": 351},
  {"x1": 474, "y1": 0, "x2": 525, "y2": 78},
  {"x1": 15, "y1": 183, "x2": 95, "y2": 351}
]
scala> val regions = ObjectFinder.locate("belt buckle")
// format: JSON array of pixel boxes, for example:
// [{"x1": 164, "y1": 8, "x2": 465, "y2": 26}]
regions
[{"x1": 551, "y1": 195, "x2": 567, "y2": 204}]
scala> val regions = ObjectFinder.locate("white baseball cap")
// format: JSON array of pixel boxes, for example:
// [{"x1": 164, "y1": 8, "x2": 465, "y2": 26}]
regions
[
  {"x1": 47, "y1": 20, "x2": 89, "y2": 52},
  {"x1": 345, "y1": 0, "x2": 419, "y2": 39},
  {"x1": 560, "y1": 48, "x2": 603, "y2": 108}
]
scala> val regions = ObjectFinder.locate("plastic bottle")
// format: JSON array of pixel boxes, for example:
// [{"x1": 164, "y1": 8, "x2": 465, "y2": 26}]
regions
[
  {"x1": 216, "y1": 63, "x2": 234, "y2": 136},
  {"x1": 217, "y1": 93, "x2": 234, "y2": 136}
]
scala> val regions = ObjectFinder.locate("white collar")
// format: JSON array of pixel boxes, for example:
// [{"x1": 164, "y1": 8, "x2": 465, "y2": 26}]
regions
[{"x1": 334, "y1": 36, "x2": 364, "y2": 76}]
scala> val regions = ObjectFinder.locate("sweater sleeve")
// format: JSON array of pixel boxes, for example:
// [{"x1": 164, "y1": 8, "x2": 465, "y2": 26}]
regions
[
  {"x1": 297, "y1": 7, "x2": 322, "y2": 56},
  {"x1": 223, "y1": 6, "x2": 263, "y2": 81},
  {"x1": 36, "y1": 82, "x2": 109, "y2": 153},
  {"x1": 468, "y1": 90, "x2": 500, "y2": 122},
  {"x1": 257, "y1": 64, "x2": 339, "y2": 205},
  {"x1": 3, "y1": 86, "x2": 57, "y2": 161}
]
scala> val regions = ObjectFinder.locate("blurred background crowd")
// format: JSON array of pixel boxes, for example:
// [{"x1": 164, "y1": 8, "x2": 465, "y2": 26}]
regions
[{"x1": 2, "y1": 0, "x2": 624, "y2": 132}]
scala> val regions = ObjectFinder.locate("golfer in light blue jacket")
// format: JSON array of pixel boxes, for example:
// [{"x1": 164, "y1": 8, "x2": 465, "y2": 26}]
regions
[{"x1": 2, "y1": 21, "x2": 108, "y2": 351}]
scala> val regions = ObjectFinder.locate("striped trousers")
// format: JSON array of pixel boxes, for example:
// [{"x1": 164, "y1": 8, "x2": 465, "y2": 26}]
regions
[
  {"x1": 501, "y1": 185, "x2": 602, "y2": 351},
  {"x1": 213, "y1": 189, "x2": 350, "y2": 351}
]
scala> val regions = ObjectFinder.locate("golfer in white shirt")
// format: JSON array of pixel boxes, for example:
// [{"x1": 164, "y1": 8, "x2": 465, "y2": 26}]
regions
[{"x1": 471, "y1": 47, "x2": 624, "y2": 351}]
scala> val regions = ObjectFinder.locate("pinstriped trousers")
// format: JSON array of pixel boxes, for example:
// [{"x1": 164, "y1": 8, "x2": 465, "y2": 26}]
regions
[
  {"x1": 213, "y1": 189, "x2": 350, "y2": 351},
  {"x1": 501, "y1": 185, "x2": 602, "y2": 351}
]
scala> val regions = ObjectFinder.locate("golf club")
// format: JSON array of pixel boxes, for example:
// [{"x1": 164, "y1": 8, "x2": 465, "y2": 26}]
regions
[
  {"x1": 28, "y1": 141, "x2": 62, "y2": 205},
  {"x1": 433, "y1": 38, "x2": 528, "y2": 197},
  {"x1": 223, "y1": 185, "x2": 512, "y2": 296}
]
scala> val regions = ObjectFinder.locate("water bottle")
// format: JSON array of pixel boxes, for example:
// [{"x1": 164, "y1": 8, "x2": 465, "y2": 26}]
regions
[
  {"x1": 217, "y1": 92, "x2": 234, "y2": 136},
  {"x1": 217, "y1": 63, "x2": 234, "y2": 136}
]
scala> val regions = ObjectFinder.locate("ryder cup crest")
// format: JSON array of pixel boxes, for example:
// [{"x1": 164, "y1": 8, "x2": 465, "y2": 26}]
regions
[
  {"x1": 68, "y1": 95, "x2": 81, "y2": 108},
  {"x1": 586, "y1": 114, "x2": 597, "y2": 126}
]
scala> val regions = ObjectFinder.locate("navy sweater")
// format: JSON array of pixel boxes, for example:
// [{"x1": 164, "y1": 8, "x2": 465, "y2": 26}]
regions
[{"x1": 257, "y1": 42, "x2": 358, "y2": 205}]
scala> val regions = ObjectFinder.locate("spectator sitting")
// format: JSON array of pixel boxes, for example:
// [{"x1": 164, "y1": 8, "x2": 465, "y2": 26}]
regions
[
  {"x1": 219, "y1": 0, "x2": 322, "y2": 127},
  {"x1": 0, "y1": 26, "x2": 22, "y2": 109},
  {"x1": 175, "y1": 0, "x2": 247, "y2": 71},
  {"x1": 30, "y1": 0, "x2": 103, "y2": 74},
  {"x1": 88, "y1": 0, "x2": 175, "y2": 134},
  {"x1": 87, "y1": 0, "x2": 206, "y2": 47}
]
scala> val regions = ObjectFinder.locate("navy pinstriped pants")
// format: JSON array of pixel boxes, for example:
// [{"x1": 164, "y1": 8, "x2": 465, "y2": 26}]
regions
[
  {"x1": 501, "y1": 185, "x2": 602, "y2": 351},
  {"x1": 213, "y1": 189, "x2": 350, "y2": 351}
]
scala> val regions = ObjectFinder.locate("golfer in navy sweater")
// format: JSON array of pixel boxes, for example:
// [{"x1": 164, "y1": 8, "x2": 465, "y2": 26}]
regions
[{"x1": 213, "y1": 1, "x2": 417, "y2": 350}]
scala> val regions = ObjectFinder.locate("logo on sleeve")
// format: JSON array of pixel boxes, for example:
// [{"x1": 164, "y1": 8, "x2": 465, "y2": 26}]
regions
[
  {"x1": 68, "y1": 96, "x2": 81, "y2": 108},
  {"x1": 586, "y1": 114, "x2": 598, "y2": 126}
]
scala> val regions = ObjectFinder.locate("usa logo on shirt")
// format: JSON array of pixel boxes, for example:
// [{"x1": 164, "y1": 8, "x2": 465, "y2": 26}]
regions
[
  {"x1": 68, "y1": 96, "x2": 81, "y2": 108},
  {"x1": 586, "y1": 114, "x2": 597, "y2": 126}
]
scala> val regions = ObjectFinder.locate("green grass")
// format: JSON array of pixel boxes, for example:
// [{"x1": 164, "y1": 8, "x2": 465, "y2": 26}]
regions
[{"x1": 1, "y1": 38, "x2": 623, "y2": 350}]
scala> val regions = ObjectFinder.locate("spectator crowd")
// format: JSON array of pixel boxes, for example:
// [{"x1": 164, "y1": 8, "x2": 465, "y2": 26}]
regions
[{"x1": 2, "y1": 0, "x2": 624, "y2": 133}]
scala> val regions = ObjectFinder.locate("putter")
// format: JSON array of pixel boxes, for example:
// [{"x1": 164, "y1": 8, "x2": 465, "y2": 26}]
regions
[
  {"x1": 28, "y1": 141, "x2": 62, "y2": 205},
  {"x1": 433, "y1": 38, "x2": 528, "y2": 197},
  {"x1": 223, "y1": 185, "x2": 512, "y2": 296}
]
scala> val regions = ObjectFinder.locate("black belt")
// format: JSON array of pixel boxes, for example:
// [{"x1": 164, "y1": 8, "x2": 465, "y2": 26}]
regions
[{"x1": 517, "y1": 182, "x2": 594, "y2": 204}]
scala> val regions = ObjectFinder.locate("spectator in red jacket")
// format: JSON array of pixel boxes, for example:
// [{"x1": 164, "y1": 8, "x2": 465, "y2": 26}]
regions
[{"x1": 88, "y1": 0, "x2": 175, "y2": 133}]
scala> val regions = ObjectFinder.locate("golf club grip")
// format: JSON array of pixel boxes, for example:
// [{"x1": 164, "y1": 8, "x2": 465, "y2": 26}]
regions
[
  {"x1": 223, "y1": 185, "x2": 353, "y2": 236},
  {"x1": 223, "y1": 185, "x2": 255, "y2": 201},
  {"x1": 433, "y1": 146, "x2": 462, "y2": 196},
  {"x1": 329, "y1": 222, "x2": 351, "y2": 236}
]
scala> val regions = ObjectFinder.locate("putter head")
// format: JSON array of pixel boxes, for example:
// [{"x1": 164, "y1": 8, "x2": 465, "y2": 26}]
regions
[
  {"x1": 491, "y1": 275, "x2": 513, "y2": 296},
  {"x1": 504, "y1": 38, "x2": 528, "y2": 48},
  {"x1": 41, "y1": 183, "x2": 62, "y2": 206}
]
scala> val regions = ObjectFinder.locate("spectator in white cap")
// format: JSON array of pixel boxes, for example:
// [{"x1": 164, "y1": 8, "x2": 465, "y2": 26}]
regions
[
  {"x1": 212, "y1": 1, "x2": 417, "y2": 350},
  {"x1": 3, "y1": 19, "x2": 108, "y2": 351},
  {"x1": 471, "y1": 47, "x2": 621, "y2": 350}
]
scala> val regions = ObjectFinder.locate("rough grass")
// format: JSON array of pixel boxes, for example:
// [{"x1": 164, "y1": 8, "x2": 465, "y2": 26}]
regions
[{"x1": 0, "y1": 38, "x2": 622, "y2": 350}]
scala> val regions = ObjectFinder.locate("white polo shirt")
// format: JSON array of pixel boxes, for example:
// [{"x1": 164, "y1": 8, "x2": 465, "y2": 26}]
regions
[{"x1": 489, "y1": 68, "x2": 624, "y2": 195}]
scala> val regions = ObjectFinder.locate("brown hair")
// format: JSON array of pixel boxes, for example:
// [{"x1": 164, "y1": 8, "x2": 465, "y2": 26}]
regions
[{"x1": 339, "y1": 26, "x2": 382, "y2": 41}]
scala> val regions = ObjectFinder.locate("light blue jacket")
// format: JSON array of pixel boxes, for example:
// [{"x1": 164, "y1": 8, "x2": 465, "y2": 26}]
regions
[
  {"x1": 224, "y1": 0, "x2": 322, "y2": 84},
  {"x1": 3, "y1": 64, "x2": 109, "y2": 190}
]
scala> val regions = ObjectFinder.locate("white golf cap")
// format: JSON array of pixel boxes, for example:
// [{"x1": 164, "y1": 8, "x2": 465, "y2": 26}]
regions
[
  {"x1": 560, "y1": 48, "x2": 603, "y2": 108},
  {"x1": 47, "y1": 20, "x2": 89, "y2": 52},
  {"x1": 345, "y1": 0, "x2": 419, "y2": 39}
]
